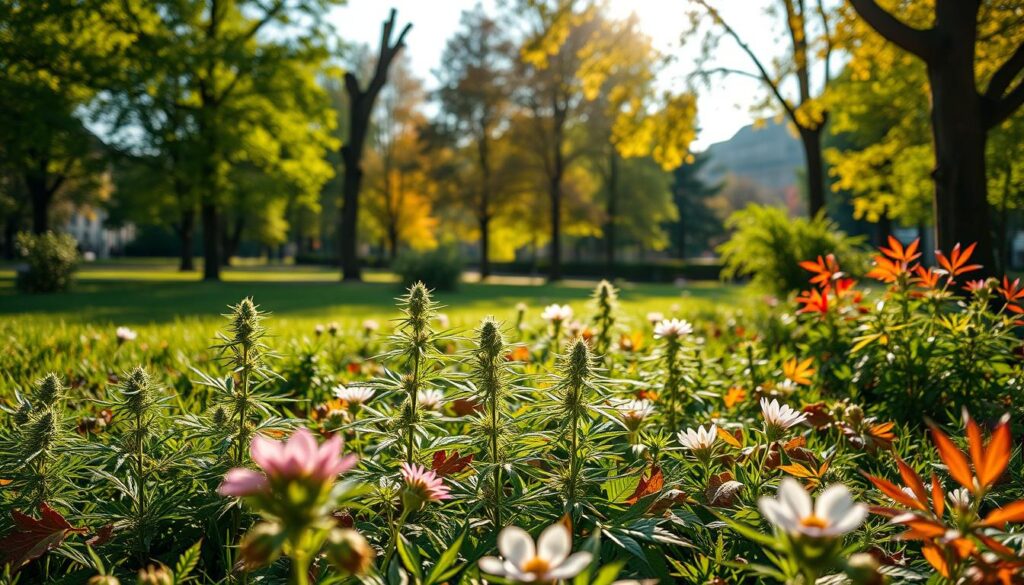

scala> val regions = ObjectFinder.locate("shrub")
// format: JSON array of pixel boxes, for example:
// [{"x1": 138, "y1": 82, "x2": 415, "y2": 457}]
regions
[
  {"x1": 15, "y1": 231, "x2": 79, "y2": 293},
  {"x1": 717, "y1": 204, "x2": 867, "y2": 294},
  {"x1": 391, "y1": 245, "x2": 462, "y2": 291}
]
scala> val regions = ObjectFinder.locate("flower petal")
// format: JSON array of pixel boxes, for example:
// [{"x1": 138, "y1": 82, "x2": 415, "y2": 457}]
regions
[
  {"x1": 536, "y1": 522, "x2": 571, "y2": 565},
  {"x1": 218, "y1": 469, "x2": 268, "y2": 497},
  {"x1": 497, "y1": 526, "x2": 535, "y2": 567},
  {"x1": 547, "y1": 551, "x2": 593, "y2": 579},
  {"x1": 777, "y1": 478, "x2": 812, "y2": 518},
  {"x1": 478, "y1": 556, "x2": 505, "y2": 576}
]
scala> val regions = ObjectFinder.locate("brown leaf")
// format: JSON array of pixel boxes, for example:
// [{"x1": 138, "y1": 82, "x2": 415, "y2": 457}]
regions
[
  {"x1": 626, "y1": 465, "x2": 664, "y2": 504},
  {"x1": 431, "y1": 450, "x2": 474, "y2": 477},
  {"x1": 0, "y1": 503, "x2": 87, "y2": 570},
  {"x1": 86, "y1": 524, "x2": 114, "y2": 547},
  {"x1": 705, "y1": 472, "x2": 744, "y2": 507}
]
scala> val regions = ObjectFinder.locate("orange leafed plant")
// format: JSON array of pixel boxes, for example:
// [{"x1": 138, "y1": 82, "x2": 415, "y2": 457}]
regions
[
  {"x1": 782, "y1": 357, "x2": 815, "y2": 386},
  {"x1": 798, "y1": 254, "x2": 843, "y2": 286},
  {"x1": 866, "y1": 236, "x2": 921, "y2": 283},
  {"x1": 863, "y1": 411, "x2": 1024, "y2": 580},
  {"x1": 934, "y1": 242, "x2": 982, "y2": 279}
]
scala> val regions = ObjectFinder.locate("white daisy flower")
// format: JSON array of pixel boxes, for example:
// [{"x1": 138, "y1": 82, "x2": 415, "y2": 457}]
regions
[
  {"x1": 948, "y1": 487, "x2": 971, "y2": 511},
  {"x1": 541, "y1": 304, "x2": 573, "y2": 323},
  {"x1": 678, "y1": 424, "x2": 718, "y2": 451},
  {"x1": 417, "y1": 389, "x2": 445, "y2": 411},
  {"x1": 760, "y1": 398, "x2": 807, "y2": 435},
  {"x1": 758, "y1": 478, "x2": 867, "y2": 539},
  {"x1": 654, "y1": 318, "x2": 693, "y2": 340},
  {"x1": 646, "y1": 311, "x2": 664, "y2": 325},
  {"x1": 617, "y1": 399, "x2": 654, "y2": 432},
  {"x1": 116, "y1": 326, "x2": 137, "y2": 343},
  {"x1": 362, "y1": 319, "x2": 379, "y2": 333},
  {"x1": 334, "y1": 385, "x2": 375, "y2": 406},
  {"x1": 478, "y1": 522, "x2": 592, "y2": 583}
]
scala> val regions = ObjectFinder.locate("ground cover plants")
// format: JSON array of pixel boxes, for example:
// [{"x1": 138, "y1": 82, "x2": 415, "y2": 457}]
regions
[{"x1": 2, "y1": 238, "x2": 1024, "y2": 584}]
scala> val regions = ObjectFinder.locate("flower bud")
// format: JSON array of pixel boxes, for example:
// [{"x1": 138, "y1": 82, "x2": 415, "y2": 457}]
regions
[
  {"x1": 845, "y1": 553, "x2": 886, "y2": 585},
  {"x1": 137, "y1": 564, "x2": 173, "y2": 585},
  {"x1": 239, "y1": 522, "x2": 284, "y2": 569},
  {"x1": 324, "y1": 528, "x2": 374, "y2": 575},
  {"x1": 844, "y1": 404, "x2": 865, "y2": 426},
  {"x1": 87, "y1": 575, "x2": 121, "y2": 585}
]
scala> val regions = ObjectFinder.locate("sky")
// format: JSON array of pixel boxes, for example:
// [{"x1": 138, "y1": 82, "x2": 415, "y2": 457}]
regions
[{"x1": 326, "y1": 0, "x2": 801, "y2": 151}]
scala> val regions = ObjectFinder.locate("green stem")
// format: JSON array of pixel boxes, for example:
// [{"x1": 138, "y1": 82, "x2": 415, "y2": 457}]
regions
[
  {"x1": 407, "y1": 350, "x2": 421, "y2": 463},
  {"x1": 289, "y1": 551, "x2": 310, "y2": 585},
  {"x1": 136, "y1": 410, "x2": 146, "y2": 560},
  {"x1": 489, "y1": 366, "x2": 502, "y2": 527}
]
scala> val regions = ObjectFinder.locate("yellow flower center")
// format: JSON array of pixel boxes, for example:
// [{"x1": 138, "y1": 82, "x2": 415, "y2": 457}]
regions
[
  {"x1": 800, "y1": 514, "x2": 829, "y2": 529},
  {"x1": 522, "y1": 556, "x2": 551, "y2": 574}
]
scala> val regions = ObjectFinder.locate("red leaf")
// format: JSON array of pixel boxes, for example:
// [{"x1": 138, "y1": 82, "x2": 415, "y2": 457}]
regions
[
  {"x1": 626, "y1": 465, "x2": 664, "y2": 505},
  {"x1": 0, "y1": 503, "x2": 87, "y2": 570},
  {"x1": 431, "y1": 450, "x2": 474, "y2": 477},
  {"x1": 86, "y1": 524, "x2": 115, "y2": 547}
]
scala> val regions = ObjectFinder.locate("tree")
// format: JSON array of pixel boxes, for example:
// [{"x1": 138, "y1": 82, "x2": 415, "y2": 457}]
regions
[
  {"x1": 0, "y1": 0, "x2": 133, "y2": 234},
  {"x1": 100, "y1": 0, "x2": 339, "y2": 279},
  {"x1": 434, "y1": 6, "x2": 514, "y2": 279},
  {"x1": 687, "y1": 0, "x2": 837, "y2": 216},
  {"x1": 670, "y1": 153, "x2": 723, "y2": 258},
  {"x1": 846, "y1": 0, "x2": 1024, "y2": 269},
  {"x1": 339, "y1": 9, "x2": 411, "y2": 282}
]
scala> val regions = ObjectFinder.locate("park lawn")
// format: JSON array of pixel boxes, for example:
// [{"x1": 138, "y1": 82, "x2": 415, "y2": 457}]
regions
[{"x1": 0, "y1": 260, "x2": 746, "y2": 334}]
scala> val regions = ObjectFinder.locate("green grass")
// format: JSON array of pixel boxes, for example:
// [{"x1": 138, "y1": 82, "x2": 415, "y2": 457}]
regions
[{"x1": 0, "y1": 260, "x2": 745, "y2": 331}]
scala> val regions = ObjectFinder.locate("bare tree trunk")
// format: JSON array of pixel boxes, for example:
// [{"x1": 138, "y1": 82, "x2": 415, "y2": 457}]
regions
[
  {"x1": 201, "y1": 202, "x2": 220, "y2": 281},
  {"x1": 178, "y1": 208, "x2": 195, "y2": 271},
  {"x1": 799, "y1": 127, "x2": 826, "y2": 216},
  {"x1": 604, "y1": 150, "x2": 619, "y2": 275}
]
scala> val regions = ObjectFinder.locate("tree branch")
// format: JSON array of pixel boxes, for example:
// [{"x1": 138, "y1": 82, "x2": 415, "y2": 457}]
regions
[
  {"x1": 847, "y1": 0, "x2": 936, "y2": 60},
  {"x1": 986, "y1": 41, "x2": 1024, "y2": 100},
  {"x1": 986, "y1": 77, "x2": 1024, "y2": 128}
]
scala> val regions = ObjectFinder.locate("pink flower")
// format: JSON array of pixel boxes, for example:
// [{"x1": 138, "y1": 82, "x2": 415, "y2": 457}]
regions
[
  {"x1": 400, "y1": 462, "x2": 451, "y2": 502},
  {"x1": 218, "y1": 428, "x2": 358, "y2": 497}
]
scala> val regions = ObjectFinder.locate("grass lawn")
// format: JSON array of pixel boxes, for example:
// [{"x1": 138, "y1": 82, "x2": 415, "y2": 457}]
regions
[{"x1": 0, "y1": 259, "x2": 745, "y2": 330}]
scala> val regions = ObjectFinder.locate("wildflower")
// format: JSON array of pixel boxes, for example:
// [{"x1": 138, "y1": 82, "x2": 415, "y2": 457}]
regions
[
  {"x1": 723, "y1": 386, "x2": 747, "y2": 408},
  {"x1": 327, "y1": 322, "x2": 340, "y2": 336},
  {"x1": 616, "y1": 399, "x2": 654, "y2": 432},
  {"x1": 795, "y1": 287, "x2": 829, "y2": 315},
  {"x1": 478, "y1": 522, "x2": 593, "y2": 583},
  {"x1": 334, "y1": 385, "x2": 375, "y2": 407},
  {"x1": 759, "y1": 479, "x2": 867, "y2": 539},
  {"x1": 416, "y1": 389, "x2": 445, "y2": 411},
  {"x1": 646, "y1": 311, "x2": 664, "y2": 325},
  {"x1": 799, "y1": 254, "x2": 843, "y2": 286},
  {"x1": 782, "y1": 357, "x2": 815, "y2": 386},
  {"x1": 654, "y1": 318, "x2": 693, "y2": 339},
  {"x1": 137, "y1": 565, "x2": 173, "y2": 585},
  {"x1": 436, "y1": 313, "x2": 450, "y2": 329},
  {"x1": 115, "y1": 326, "x2": 137, "y2": 344},
  {"x1": 867, "y1": 237, "x2": 921, "y2": 283},
  {"x1": 761, "y1": 398, "x2": 807, "y2": 438},
  {"x1": 541, "y1": 304, "x2": 573, "y2": 323},
  {"x1": 400, "y1": 462, "x2": 451, "y2": 503},
  {"x1": 947, "y1": 487, "x2": 970, "y2": 512},
  {"x1": 362, "y1": 319, "x2": 379, "y2": 334},
  {"x1": 217, "y1": 428, "x2": 357, "y2": 497},
  {"x1": 678, "y1": 424, "x2": 718, "y2": 452},
  {"x1": 238, "y1": 522, "x2": 284, "y2": 568},
  {"x1": 934, "y1": 242, "x2": 981, "y2": 279},
  {"x1": 324, "y1": 528, "x2": 374, "y2": 575},
  {"x1": 963, "y1": 278, "x2": 988, "y2": 294},
  {"x1": 314, "y1": 324, "x2": 325, "y2": 336}
]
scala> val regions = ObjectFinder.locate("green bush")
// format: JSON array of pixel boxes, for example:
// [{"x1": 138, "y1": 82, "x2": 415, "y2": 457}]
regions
[
  {"x1": 391, "y1": 245, "x2": 462, "y2": 291},
  {"x1": 15, "y1": 231, "x2": 80, "y2": 293},
  {"x1": 717, "y1": 204, "x2": 867, "y2": 294}
]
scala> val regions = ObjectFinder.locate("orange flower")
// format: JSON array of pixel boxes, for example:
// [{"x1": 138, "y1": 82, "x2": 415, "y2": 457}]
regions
[
  {"x1": 723, "y1": 386, "x2": 746, "y2": 408},
  {"x1": 795, "y1": 287, "x2": 829, "y2": 315},
  {"x1": 935, "y1": 242, "x2": 982, "y2": 279},
  {"x1": 999, "y1": 277, "x2": 1024, "y2": 304},
  {"x1": 913, "y1": 266, "x2": 941, "y2": 289},
  {"x1": 929, "y1": 412, "x2": 1011, "y2": 495},
  {"x1": 867, "y1": 236, "x2": 921, "y2": 283},
  {"x1": 880, "y1": 236, "x2": 921, "y2": 264},
  {"x1": 798, "y1": 254, "x2": 843, "y2": 287},
  {"x1": 782, "y1": 357, "x2": 815, "y2": 386}
]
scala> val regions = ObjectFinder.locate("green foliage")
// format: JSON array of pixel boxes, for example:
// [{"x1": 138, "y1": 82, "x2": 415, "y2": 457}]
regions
[
  {"x1": 717, "y1": 205, "x2": 866, "y2": 294},
  {"x1": 14, "y1": 231, "x2": 79, "y2": 293},
  {"x1": 392, "y1": 246, "x2": 463, "y2": 291}
]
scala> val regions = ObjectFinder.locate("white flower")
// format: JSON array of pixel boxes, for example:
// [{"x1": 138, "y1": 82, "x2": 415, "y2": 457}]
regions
[
  {"x1": 948, "y1": 487, "x2": 971, "y2": 511},
  {"x1": 478, "y1": 522, "x2": 592, "y2": 583},
  {"x1": 334, "y1": 385, "x2": 375, "y2": 406},
  {"x1": 775, "y1": 378, "x2": 799, "y2": 396},
  {"x1": 362, "y1": 319, "x2": 379, "y2": 332},
  {"x1": 759, "y1": 479, "x2": 866, "y2": 539},
  {"x1": 417, "y1": 389, "x2": 445, "y2": 411},
  {"x1": 678, "y1": 424, "x2": 718, "y2": 451},
  {"x1": 654, "y1": 318, "x2": 693, "y2": 340},
  {"x1": 617, "y1": 399, "x2": 654, "y2": 431},
  {"x1": 115, "y1": 326, "x2": 137, "y2": 343},
  {"x1": 760, "y1": 398, "x2": 807, "y2": 433},
  {"x1": 314, "y1": 324, "x2": 325, "y2": 336},
  {"x1": 564, "y1": 320, "x2": 584, "y2": 337},
  {"x1": 436, "y1": 313, "x2": 450, "y2": 329},
  {"x1": 541, "y1": 304, "x2": 573, "y2": 323},
  {"x1": 646, "y1": 311, "x2": 664, "y2": 325}
]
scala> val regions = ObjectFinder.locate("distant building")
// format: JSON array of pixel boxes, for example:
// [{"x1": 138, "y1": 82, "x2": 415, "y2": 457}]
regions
[
  {"x1": 699, "y1": 119, "x2": 805, "y2": 202},
  {"x1": 64, "y1": 207, "x2": 135, "y2": 259}
]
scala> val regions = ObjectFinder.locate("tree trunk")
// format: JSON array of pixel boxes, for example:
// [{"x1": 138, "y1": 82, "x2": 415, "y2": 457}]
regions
[
  {"x1": 799, "y1": 126, "x2": 826, "y2": 216},
  {"x1": 340, "y1": 146, "x2": 364, "y2": 282},
  {"x1": 479, "y1": 215, "x2": 491, "y2": 279},
  {"x1": 25, "y1": 172, "x2": 53, "y2": 234},
  {"x1": 179, "y1": 208, "x2": 195, "y2": 271},
  {"x1": 201, "y1": 202, "x2": 220, "y2": 281},
  {"x1": 548, "y1": 171, "x2": 562, "y2": 282},
  {"x1": 877, "y1": 207, "x2": 893, "y2": 246},
  {"x1": 604, "y1": 151, "x2": 619, "y2": 275},
  {"x1": 927, "y1": 4, "x2": 993, "y2": 271},
  {"x1": 3, "y1": 216, "x2": 16, "y2": 259}
]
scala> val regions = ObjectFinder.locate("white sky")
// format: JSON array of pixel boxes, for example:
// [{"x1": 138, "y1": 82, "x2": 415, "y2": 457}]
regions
[{"x1": 327, "y1": 0, "x2": 804, "y2": 150}]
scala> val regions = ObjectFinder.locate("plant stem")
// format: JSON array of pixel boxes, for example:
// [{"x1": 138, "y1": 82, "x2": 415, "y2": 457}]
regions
[{"x1": 407, "y1": 350, "x2": 421, "y2": 463}]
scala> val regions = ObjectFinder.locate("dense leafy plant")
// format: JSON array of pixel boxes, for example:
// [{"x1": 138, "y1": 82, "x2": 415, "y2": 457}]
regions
[
  {"x1": 14, "y1": 231, "x2": 79, "y2": 293},
  {"x1": 392, "y1": 245, "x2": 463, "y2": 291},
  {"x1": 717, "y1": 204, "x2": 867, "y2": 294}
]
